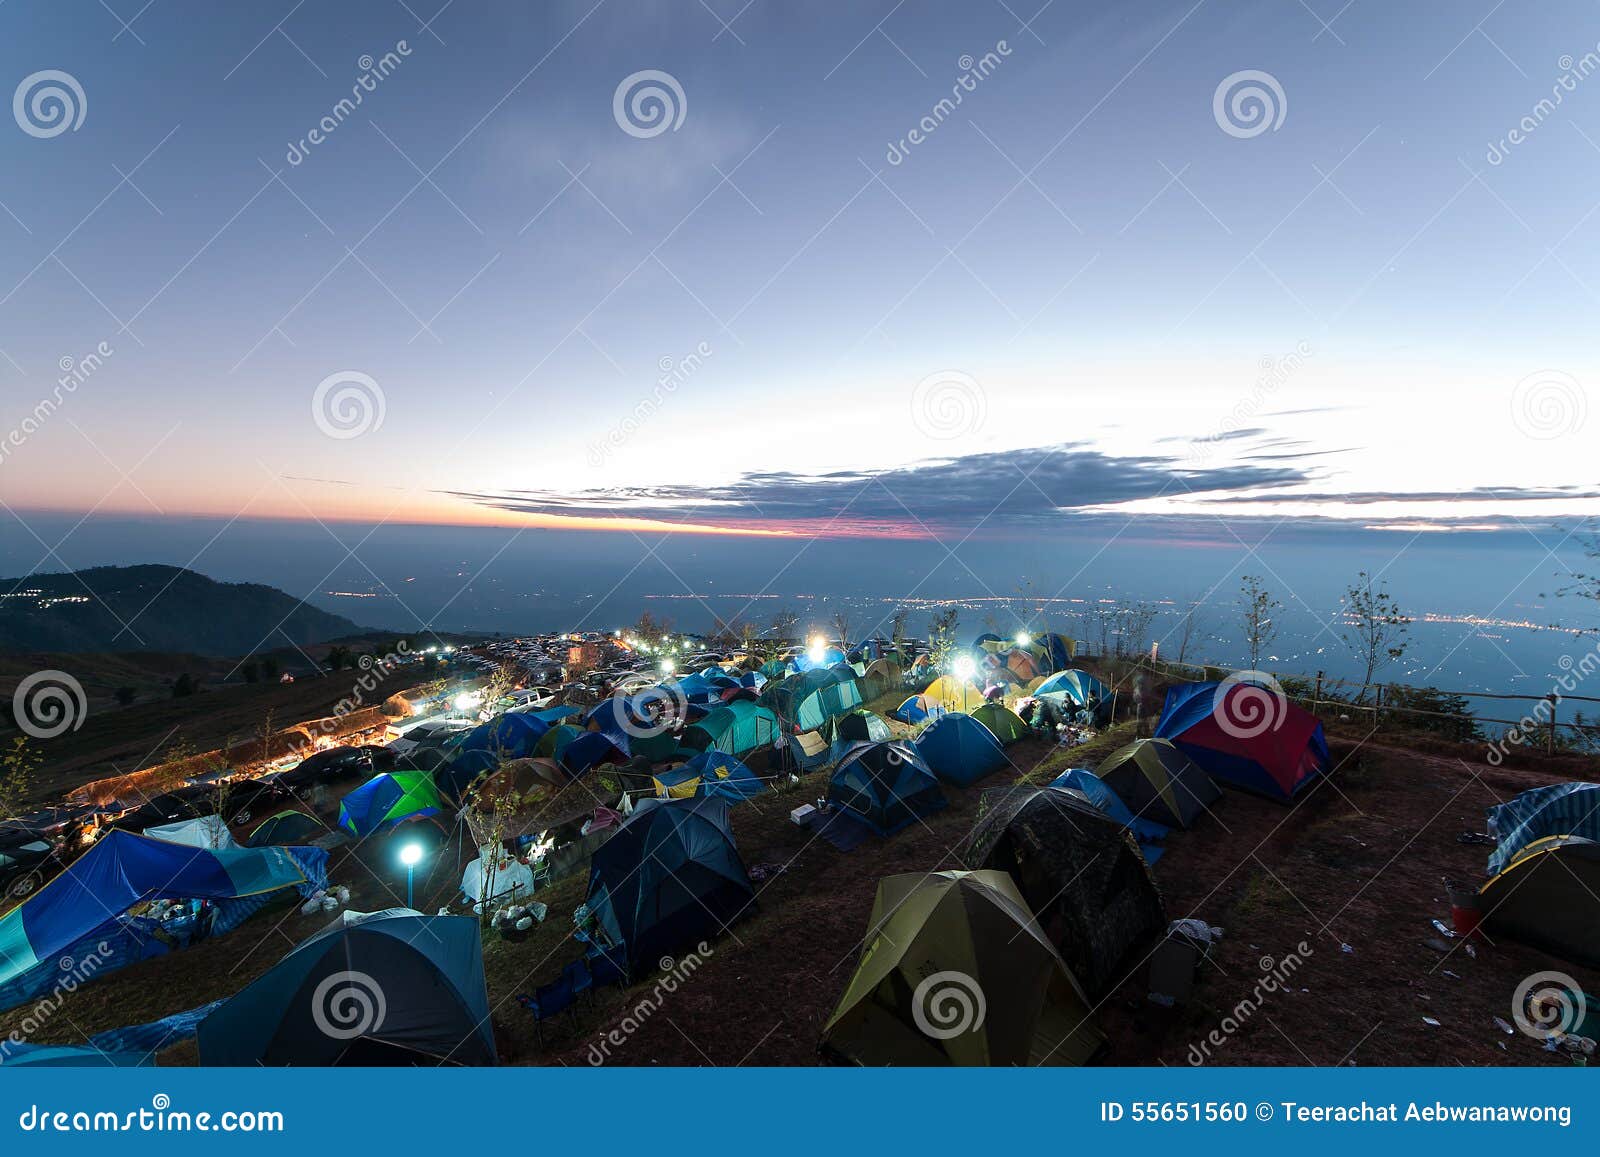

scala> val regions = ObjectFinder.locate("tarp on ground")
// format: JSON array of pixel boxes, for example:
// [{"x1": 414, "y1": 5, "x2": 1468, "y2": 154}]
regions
[
  {"x1": 0, "y1": 831, "x2": 326, "y2": 1011},
  {"x1": 142, "y1": 814, "x2": 237, "y2": 850}
]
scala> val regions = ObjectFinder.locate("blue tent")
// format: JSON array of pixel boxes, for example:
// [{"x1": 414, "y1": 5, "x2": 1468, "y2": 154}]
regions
[
  {"x1": 1051, "y1": 768, "x2": 1169, "y2": 863},
  {"x1": 585, "y1": 697, "x2": 643, "y2": 749},
  {"x1": 915, "y1": 713, "x2": 1009, "y2": 787},
  {"x1": 1488, "y1": 782, "x2": 1600, "y2": 875},
  {"x1": 653, "y1": 751, "x2": 767, "y2": 802},
  {"x1": 337, "y1": 771, "x2": 443, "y2": 838},
  {"x1": 796, "y1": 646, "x2": 847, "y2": 672},
  {"x1": 890, "y1": 694, "x2": 944, "y2": 725},
  {"x1": 1155, "y1": 681, "x2": 1328, "y2": 800},
  {"x1": 827, "y1": 742, "x2": 948, "y2": 836},
  {"x1": 521, "y1": 704, "x2": 582, "y2": 726},
  {"x1": 560, "y1": 730, "x2": 626, "y2": 776},
  {"x1": 198, "y1": 911, "x2": 495, "y2": 1066},
  {"x1": 1034, "y1": 670, "x2": 1111, "y2": 717},
  {"x1": 0, "y1": 831, "x2": 326, "y2": 1012},
  {"x1": 455, "y1": 711, "x2": 549, "y2": 758},
  {"x1": 0, "y1": 1044, "x2": 150, "y2": 1067},
  {"x1": 586, "y1": 798, "x2": 753, "y2": 968}
]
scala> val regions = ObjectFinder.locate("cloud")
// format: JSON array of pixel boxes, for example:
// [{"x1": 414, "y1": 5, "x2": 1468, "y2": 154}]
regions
[{"x1": 446, "y1": 441, "x2": 1313, "y2": 537}]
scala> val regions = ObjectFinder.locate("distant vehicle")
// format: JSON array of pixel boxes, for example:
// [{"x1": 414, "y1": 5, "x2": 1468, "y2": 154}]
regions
[{"x1": 0, "y1": 836, "x2": 67, "y2": 900}]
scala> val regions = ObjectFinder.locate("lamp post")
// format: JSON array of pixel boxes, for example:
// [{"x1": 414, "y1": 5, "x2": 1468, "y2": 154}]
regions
[{"x1": 399, "y1": 841, "x2": 424, "y2": 908}]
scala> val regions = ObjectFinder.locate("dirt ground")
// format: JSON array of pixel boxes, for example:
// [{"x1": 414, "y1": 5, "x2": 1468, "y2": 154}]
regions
[{"x1": 4, "y1": 704, "x2": 1597, "y2": 1068}]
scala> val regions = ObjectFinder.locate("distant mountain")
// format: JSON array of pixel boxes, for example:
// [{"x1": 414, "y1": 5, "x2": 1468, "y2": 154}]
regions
[{"x1": 0, "y1": 565, "x2": 369, "y2": 656}]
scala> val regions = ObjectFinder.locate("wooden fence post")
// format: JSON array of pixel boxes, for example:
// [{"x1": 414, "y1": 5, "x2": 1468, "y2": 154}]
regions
[
  {"x1": 1313, "y1": 670, "x2": 1323, "y2": 710},
  {"x1": 1547, "y1": 695, "x2": 1558, "y2": 756}
]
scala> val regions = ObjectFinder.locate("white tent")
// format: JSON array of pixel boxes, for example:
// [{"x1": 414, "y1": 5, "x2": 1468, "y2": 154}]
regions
[
  {"x1": 142, "y1": 815, "x2": 237, "y2": 849},
  {"x1": 461, "y1": 846, "x2": 535, "y2": 909}
]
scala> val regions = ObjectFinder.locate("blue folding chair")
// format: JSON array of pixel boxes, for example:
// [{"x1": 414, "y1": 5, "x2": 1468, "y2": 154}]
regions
[{"x1": 563, "y1": 959, "x2": 594, "y2": 1007}]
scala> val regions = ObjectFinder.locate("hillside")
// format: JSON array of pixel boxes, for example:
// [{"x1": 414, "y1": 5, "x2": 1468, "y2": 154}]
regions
[{"x1": 0, "y1": 565, "x2": 368, "y2": 655}]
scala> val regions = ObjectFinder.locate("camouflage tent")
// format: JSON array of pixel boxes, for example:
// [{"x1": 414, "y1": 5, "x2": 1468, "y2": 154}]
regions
[{"x1": 963, "y1": 785, "x2": 1165, "y2": 998}]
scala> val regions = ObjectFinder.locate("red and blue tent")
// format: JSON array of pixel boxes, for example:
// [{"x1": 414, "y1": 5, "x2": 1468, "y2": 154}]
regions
[{"x1": 1154, "y1": 681, "x2": 1327, "y2": 801}]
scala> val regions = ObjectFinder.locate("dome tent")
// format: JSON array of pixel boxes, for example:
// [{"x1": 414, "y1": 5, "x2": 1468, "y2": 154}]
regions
[
  {"x1": 821, "y1": 870, "x2": 1104, "y2": 1066},
  {"x1": 1154, "y1": 680, "x2": 1328, "y2": 801},
  {"x1": 826, "y1": 742, "x2": 948, "y2": 836},
  {"x1": 1095, "y1": 739, "x2": 1220, "y2": 830},
  {"x1": 914, "y1": 712, "x2": 1009, "y2": 787},
  {"x1": 198, "y1": 910, "x2": 495, "y2": 1066},
  {"x1": 964, "y1": 785, "x2": 1166, "y2": 997},
  {"x1": 585, "y1": 797, "x2": 754, "y2": 970},
  {"x1": 970, "y1": 701, "x2": 1030, "y2": 745},
  {"x1": 651, "y1": 750, "x2": 767, "y2": 802},
  {"x1": 1480, "y1": 836, "x2": 1600, "y2": 967},
  {"x1": 338, "y1": 771, "x2": 444, "y2": 838}
]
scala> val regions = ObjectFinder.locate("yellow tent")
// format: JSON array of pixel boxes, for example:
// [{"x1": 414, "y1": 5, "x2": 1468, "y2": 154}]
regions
[{"x1": 923, "y1": 675, "x2": 984, "y2": 713}]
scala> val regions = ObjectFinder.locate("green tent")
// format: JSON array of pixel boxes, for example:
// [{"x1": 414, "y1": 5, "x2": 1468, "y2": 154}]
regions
[
  {"x1": 1481, "y1": 835, "x2": 1600, "y2": 967},
  {"x1": 821, "y1": 869, "x2": 1104, "y2": 1066},
  {"x1": 970, "y1": 702, "x2": 1030, "y2": 746},
  {"x1": 337, "y1": 770, "x2": 444, "y2": 837},
  {"x1": 1096, "y1": 739, "x2": 1220, "y2": 829},
  {"x1": 533, "y1": 723, "x2": 582, "y2": 760},
  {"x1": 819, "y1": 709, "x2": 892, "y2": 746},
  {"x1": 682, "y1": 700, "x2": 782, "y2": 756},
  {"x1": 761, "y1": 667, "x2": 863, "y2": 732}
]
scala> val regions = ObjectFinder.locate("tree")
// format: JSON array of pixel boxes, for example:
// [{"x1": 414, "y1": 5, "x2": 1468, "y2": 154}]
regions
[
  {"x1": 1558, "y1": 523, "x2": 1600, "y2": 630},
  {"x1": 172, "y1": 672, "x2": 198, "y2": 698},
  {"x1": 1340, "y1": 570, "x2": 1411, "y2": 701},
  {"x1": 928, "y1": 608, "x2": 960, "y2": 666},
  {"x1": 259, "y1": 656, "x2": 280, "y2": 680},
  {"x1": 889, "y1": 608, "x2": 910, "y2": 653},
  {"x1": 241, "y1": 662, "x2": 260, "y2": 684},
  {"x1": 1175, "y1": 601, "x2": 1207, "y2": 666},
  {"x1": 0, "y1": 737, "x2": 39, "y2": 819},
  {"x1": 1119, "y1": 601, "x2": 1158, "y2": 660},
  {"x1": 831, "y1": 609, "x2": 853, "y2": 654},
  {"x1": 114, "y1": 686, "x2": 137, "y2": 707},
  {"x1": 327, "y1": 645, "x2": 351, "y2": 672},
  {"x1": 1239, "y1": 575, "x2": 1279, "y2": 671}
]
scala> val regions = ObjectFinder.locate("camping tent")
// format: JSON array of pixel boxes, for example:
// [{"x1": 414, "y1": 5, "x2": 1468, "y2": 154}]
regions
[
  {"x1": 1050, "y1": 768, "x2": 1168, "y2": 860},
  {"x1": 915, "y1": 713, "x2": 1009, "y2": 787},
  {"x1": 1155, "y1": 681, "x2": 1328, "y2": 800},
  {"x1": 198, "y1": 910, "x2": 495, "y2": 1066},
  {"x1": 245, "y1": 810, "x2": 326, "y2": 848},
  {"x1": 0, "y1": 830, "x2": 326, "y2": 1013},
  {"x1": 965, "y1": 786, "x2": 1166, "y2": 996},
  {"x1": 969, "y1": 702, "x2": 1030, "y2": 746},
  {"x1": 1486, "y1": 782, "x2": 1600, "y2": 876},
  {"x1": 890, "y1": 694, "x2": 944, "y2": 725},
  {"x1": 1034, "y1": 669, "x2": 1112, "y2": 720},
  {"x1": 1480, "y1": 836, "x2": 1600, "y2": 967},
  {"x1": 455, "y1": 711, "x2": 549, "y2": 759},
  {"x1": 533, "y1": 723, "x2": 583, "y2": 760},
  {"x1": 820, "y1": 710, "x2": 893, "y2": 747},
  {"x1": 922, "y1": 675, "x2": 984, "y2": 713},
  {"x1": 559, "y1": 731, "x2": 627, "y2": 776},
  {"x1": 651, "y1": 751, "x2": 767, "y2": 802},
  {"x1": 859, "y1": 658, "x2": 903, "y2": 700},
  {"x1": 584, "y1": 797, "x2": 754, "y2": 969},
  {"x1": 143, "y1": 814, "x2": 236, "y2": 849},
  {"x1": 761, "y1": 667, "x2": 862, "y2": 732},
  {"x1": 338, "y1": 771, "x2": 444, "y2": 838},
  {"x1": 820, "y1": 869, "x2": 1104, "y2": 1066},
  {"x1": 1095, "y1": 739, "x2": 1220, "y2": 829},
  {"x1": 681, "y1": 701, "x2": 781, "y2": 756},
  {"x1": 826, "y1": 742, "x2": 948, "y2": 836}
]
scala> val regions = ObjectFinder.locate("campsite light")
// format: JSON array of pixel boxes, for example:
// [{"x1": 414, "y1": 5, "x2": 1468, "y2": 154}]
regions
[
  {"x1": 453, "y1": 691, "x2": 481, "y2": 713},
  {"x1": 1015, "y1": 631, "x2": 1032, "y2": 648},
  {"x1": 661, "y1": 658, "x2": 676, "y2": 674},
  {"x1": 807, "y1": 635, "x2": 826, "y2": 666},
  {"x1": 399, "y1": 842, "x2": 425, "y2": 907}
]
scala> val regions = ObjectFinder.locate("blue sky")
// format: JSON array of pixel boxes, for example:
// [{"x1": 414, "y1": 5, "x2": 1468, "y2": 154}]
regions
[{"x1": 0, "y1": 0, "x2": 1597, "y2": 637}]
